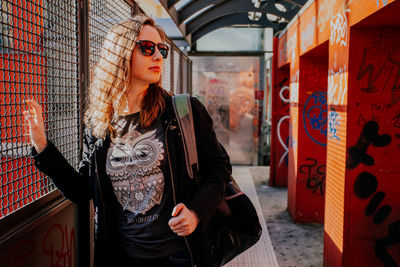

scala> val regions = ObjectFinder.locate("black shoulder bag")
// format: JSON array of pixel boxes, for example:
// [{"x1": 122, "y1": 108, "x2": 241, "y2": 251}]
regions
[{"x1": 172, "y1": 94, "x2": 262, "y2": 266}]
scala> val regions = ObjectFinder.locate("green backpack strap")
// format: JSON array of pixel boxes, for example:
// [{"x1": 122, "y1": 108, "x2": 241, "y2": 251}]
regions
[{"x1": 172, "y1": 94, "x2": 199, "y2": 181}]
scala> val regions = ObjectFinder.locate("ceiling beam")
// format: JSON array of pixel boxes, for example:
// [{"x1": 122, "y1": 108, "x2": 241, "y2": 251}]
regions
[
  {"x1": 186, "y1": 0, "x2": 298, "y2": 35},
  {"x1": 191, "y1": 13, "x2": 286, "y2": 43},
  {"x1": 179, "y1": 0, "x2": 228, "y2": 24},
  {"x1": 159, "y1": 0, "x2": 189, "y2": 39},
  {"x1": 167, "y1": 0, "x2": 181, "y2": 9},
  {"x1": 279, "y1": 0, "x2": 307, "y2": 8},
  {"x1": 159, "y1": 0, "x2": 303, "y2": 45}
]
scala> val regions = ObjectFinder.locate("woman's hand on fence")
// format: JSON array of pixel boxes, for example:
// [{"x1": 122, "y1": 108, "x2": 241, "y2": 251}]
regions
[
  {"x1": 23, "y1": 99, "x2": 48, "y2": 153},
  {"x1": 168, "y1": 203, "x2": 199, "y2": 236}
]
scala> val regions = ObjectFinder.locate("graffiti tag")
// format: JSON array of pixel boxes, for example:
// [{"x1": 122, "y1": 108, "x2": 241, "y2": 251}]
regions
[
  {"x1": 279, "y1": 85, "x2": 290, "y2": 104},
  {"x1": 301, "y1": 17, "x2": 316, "y2": 53},
  {"x1": 42, "y1": 224, "x2": 75, "y2": 267},
  {"x1": 328, "y1": 65, "x2": 348, "y2": 106},
  {"x1": 277, "y1": 115, "x2": 290, "y2": 167},
  {"x1": 329, "y1": 108, "x2": 341, "y2": 141},
  {"x1": 303, "y1": 92, "x2": 328, "y2": 146},
  {"x1": 376, "y1": 0, "x2": 389, "y2": 7},
  {"x1": 299, "y1": 158, "x2": 326, "y2": 195},
  {"x1": 330, "y1": 8, "x2": 350, "y2": 47}
]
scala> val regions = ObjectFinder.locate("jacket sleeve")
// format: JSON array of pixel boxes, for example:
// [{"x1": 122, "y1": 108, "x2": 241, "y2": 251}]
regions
[
  {"x1": 30, "y1": 127, "x2": 95, "y2": 204},
  {"x1": 189, "y1": 96, "x2": 232, "y2": 225}
]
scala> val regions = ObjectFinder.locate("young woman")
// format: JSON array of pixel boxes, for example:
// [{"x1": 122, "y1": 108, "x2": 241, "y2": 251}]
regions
[{"x1": 24, "y1": 15, "x2": 231, "y2": 267}]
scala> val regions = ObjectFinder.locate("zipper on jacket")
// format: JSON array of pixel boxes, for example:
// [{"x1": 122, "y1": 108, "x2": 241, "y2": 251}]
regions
[{"x1": 165, "y1": 119, "x2": 195, "y2": 267}]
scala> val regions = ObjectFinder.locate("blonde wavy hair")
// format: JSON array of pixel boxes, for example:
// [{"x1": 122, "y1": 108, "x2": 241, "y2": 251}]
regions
[{"x1": 84, "y1": 14, "x2": 167, "y2": 139}]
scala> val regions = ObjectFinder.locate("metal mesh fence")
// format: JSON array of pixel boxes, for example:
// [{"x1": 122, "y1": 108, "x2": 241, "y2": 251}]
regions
[
  {"x1": 173, "y1": 48, "x2": 180, "y2": 93},
  {"x1": 0, "y1": 0, "x2": 79, "y2": 218},
  {"x1": 88, "y1": 0, "x2": 132, "y2": 78},
  {"x1": 181, "y1": 57, "x2": 188, "y2": 94},
  {"x1": 0, "y1": 0, "x2": 191, "y2": 220},
  {"x1": 162, "y1": 41, "x2": 172, "y2": 92}
]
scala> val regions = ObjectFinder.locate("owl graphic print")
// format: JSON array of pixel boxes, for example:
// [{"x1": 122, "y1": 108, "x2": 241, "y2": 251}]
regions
[
  {"x1": 105, "y1": 114, "x2": 186, "y2": 257},
  {"x1": 106, "y1": 115, "x2": 165, "y2": 215}
]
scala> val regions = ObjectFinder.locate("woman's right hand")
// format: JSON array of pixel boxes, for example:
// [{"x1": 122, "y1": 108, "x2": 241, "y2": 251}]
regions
[{"x1": 23, "y1": 99, "x2": 48, "y2": 153}]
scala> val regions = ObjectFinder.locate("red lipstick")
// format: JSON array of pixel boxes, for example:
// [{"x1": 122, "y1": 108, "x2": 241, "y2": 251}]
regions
[{"x1": 149, "y1": 66, "x2": 161, "y2": 72}]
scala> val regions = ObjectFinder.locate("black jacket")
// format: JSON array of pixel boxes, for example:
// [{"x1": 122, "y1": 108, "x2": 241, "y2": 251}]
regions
[{"x1": 31, "y1": 91, "x2": 232, "y2": 266}]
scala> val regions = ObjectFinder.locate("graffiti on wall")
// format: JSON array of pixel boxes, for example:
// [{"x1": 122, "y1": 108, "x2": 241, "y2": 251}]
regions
[
  {"x1": 278, "y1": 115, "x2": 290, "y2": 167},
  {"x1": 347, "y1": 121, "x2": 391, "y2": 169},
  {"x1": 6, "y1": 223, "x2": 75, "y2": 267},
  {"x1": 303, "y1": 92, "x2": 328, "y2": 146},
  {"x1": 330, "y1": 8, "x2": 350, "y2": 47},
  {"x1": 328, "y1": 65, "x2": 348, "y2": 106},
  {"x1": 299, "y1": 158, "x2": 326, "y2": 195},
  {"x1": 377, "y1": 0, "x2": 389, "y2": 7},
  {"x1": 279, "y1": 85, "x2": 290, "y2": 104},
  {"x1": 317, "y1": 0, "x2": 334, "y2": 34},
  {"x1": 301, "y1": 17, "x2": 316, "y2": 53},
  {"x1": 357, "y1": 46, "x2": 400, "y2": 104},
  {"x1": 277, "y1": 78, "x2": 290, "y2": 167},
  {"x1": 328, "y1": 107, "x2": 341, "y2": 141},
  {"x1": 349, "y1": 121, "x2": 399, "y2": 266}
]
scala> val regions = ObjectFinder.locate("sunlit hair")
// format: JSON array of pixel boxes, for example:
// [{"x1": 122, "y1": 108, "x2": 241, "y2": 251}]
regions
[{"x1": 84, "y1": 14, "x2": 169, "y2": 139}]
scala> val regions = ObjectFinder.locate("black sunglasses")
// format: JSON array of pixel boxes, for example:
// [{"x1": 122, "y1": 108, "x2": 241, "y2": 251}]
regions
[{"x1": 136, "y1": 40, "x2": 169, "y2": 59}]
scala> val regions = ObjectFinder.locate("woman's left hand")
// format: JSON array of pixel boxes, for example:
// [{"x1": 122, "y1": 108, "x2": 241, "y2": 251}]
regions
[{"x1": 168, "y1": 203, "x2": 199, "y2": 236}]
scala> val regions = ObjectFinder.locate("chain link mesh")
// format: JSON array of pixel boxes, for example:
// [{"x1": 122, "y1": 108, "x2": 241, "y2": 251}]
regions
[
  {"x1": 161, "y1": 41, "x2": 172, "y2": 91},
  {"x1": 173, "y1": 48, "x2": 180, "y2": 93},
  {"x1": 88, "y1": 0, "x2": 131, "y2": 77},
  {"x1": 0, "y1": 0, "x2": 79, "y2": 218}
]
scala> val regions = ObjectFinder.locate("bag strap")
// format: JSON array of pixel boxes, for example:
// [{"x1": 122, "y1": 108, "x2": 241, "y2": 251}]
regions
[
  {"x1": 172, "y1": 94, "x2": 243, "y2": 199},
  {"x1": 172, "y1": 94, "x2": 199, "y2": 182}
]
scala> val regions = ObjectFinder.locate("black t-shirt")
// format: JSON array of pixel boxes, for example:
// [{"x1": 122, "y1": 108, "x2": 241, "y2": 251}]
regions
[{"x1": 106, "y1": 112, "x2": 186, "y2": 258}]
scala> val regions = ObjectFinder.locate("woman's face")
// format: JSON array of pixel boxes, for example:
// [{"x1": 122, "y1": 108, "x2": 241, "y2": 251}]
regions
[{"x1": 131, "y1": 25, "x2": 164, "y2": 86}]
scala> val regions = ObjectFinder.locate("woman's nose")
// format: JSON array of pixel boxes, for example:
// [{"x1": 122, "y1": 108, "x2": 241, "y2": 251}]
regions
[{"x1": 152, "y1": 47, "x2": 163, "y2": 61}]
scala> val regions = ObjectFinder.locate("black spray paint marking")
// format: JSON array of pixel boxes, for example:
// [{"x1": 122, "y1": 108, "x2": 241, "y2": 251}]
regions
[
  {"x1": 354, "y1": 172, "x2": 378, "y2": 198},
  {"x1": 351, "y1": 120, "x2": 398, "y2": 266},
  {"x1": 357, "y1": 47, "x2": 400, "y2": 103},
  {"x1": 365, "y1": 192, "x2": 385, "y2": 216},
  {"x1": 347, "y1": 121, "x2": 391, "y2": 169}
]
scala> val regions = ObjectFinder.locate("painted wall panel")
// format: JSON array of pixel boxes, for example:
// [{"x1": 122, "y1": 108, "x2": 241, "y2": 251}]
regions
[
  {"x1": 324, "y1": 0, "x2": 350, "y2": 264},
  {"x1": 270, "y1": 63, "x2": 290, "y2": 187},
  {"x1": 276, "y1": 0, "x2": 400, "y2": 265},
  {"x1": 296, "y1": 45, "x2": 328, "y2": 223},
  {"x1": 345, "y1": 26, "x2": 400, "y2": 267}
]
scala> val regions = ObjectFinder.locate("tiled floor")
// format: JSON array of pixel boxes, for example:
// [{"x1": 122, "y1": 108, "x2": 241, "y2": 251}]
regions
[{"x1": 224, "y1": 166, "x2": 279, "y2": 267}]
